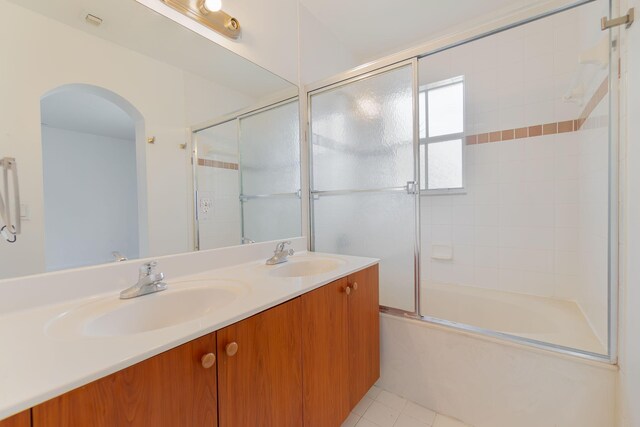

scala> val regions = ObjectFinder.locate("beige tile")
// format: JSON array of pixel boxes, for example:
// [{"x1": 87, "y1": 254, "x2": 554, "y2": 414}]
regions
[
  {"x1": 558, "y1": 120, "x2": 574, "y2": 133},
  {"x1": 477, "y1": 133, "x2": 489, "y2": 144},
  {"x1": 514, "y1": 127, "x2": 528, "y2": 139},
  {"x1": 394, "y1": 413, "x2": 430, "y2": 427},
  {"x1": 363, "y1": 401, "x2": 401, "y2": 427},
  {"x1": 528, "y1": 125, "x2": 542, "y2": 137},
  {"x1": 433, "y1": 414, "x2": 471, "y2": 427},
  {"x1": 501, "y1": 129, "x2": 514, "y2": 141},
  {"x1": 356, "y1": 418, "x2": 382, "y2": 427},
  {"x1": 402, "y1": 401, "x2": 437, "y2": 425},
  {"x1": 342, "y1": 413, "x2": 361, "y2": 427},
  {"x1": 376, "y1": 390, "x2": 407, "y2": 411},
  {"x1": 489, "y1": 131, "x2": 502, "y2": 142},
  {"x1": 353, "y1": 396, "x2": 374, "y2": 416},
  {"x1": 542, "y1": 122, "x2": 558, "y2": 135},
  {"x1": 366, "y1": 385, "x2": 383, "y2": 400}
]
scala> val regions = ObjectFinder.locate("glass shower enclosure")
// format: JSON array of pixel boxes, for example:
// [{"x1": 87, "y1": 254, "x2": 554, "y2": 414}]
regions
[{"x1": 308, "y1": 0, "x2": 618, "y2": 362}]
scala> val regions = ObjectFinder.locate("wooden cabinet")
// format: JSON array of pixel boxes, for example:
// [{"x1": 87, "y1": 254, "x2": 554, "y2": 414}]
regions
[
  {"x1": 217, "y1": 299, "x2": 303, "y2": 427},
  {"x1": 302, "y1": 264, "x2": 380, "y2": 425},
  {"x1": 0, "y1": 410, "x2": 30, "y2": 427},
  {"x1": 301, "y1": 277, "x2": 350, "y2": 427},
  {"x1": 33, "y1": 333, "x2": 217, "y2": 427},
  {"x1": 7, "y1": 265, "x2": 379, "y2": 427},
  {"x1": 347, "y1": 264, "x2": 380, "y2": 407}
]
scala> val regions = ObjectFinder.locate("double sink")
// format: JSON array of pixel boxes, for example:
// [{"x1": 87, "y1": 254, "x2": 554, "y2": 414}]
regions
[{"x1": 46, "y1": 255, "x2": 345, "y2": 339}]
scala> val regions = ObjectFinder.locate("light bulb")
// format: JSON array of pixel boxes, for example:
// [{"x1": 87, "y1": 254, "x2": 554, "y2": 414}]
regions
[{"x1": 203, "y1": 0, "x2": 222, "y2": 12}]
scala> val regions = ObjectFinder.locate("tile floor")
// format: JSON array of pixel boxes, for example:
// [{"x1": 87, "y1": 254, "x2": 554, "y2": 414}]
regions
[{"x1": 342, "y1": 386, "x2": 472, "y2": 427}]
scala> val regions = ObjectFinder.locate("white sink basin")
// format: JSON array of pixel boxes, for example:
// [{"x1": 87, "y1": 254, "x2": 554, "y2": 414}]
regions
[
  {"x1": 268, "y1": 257, "x2": 346, "y2": 278},
  {"x1": 47, "y1": 279, "x2": 247, "y2": 338}
]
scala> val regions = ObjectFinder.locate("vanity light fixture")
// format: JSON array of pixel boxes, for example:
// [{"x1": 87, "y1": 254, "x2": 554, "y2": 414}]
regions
[
  {"x1": 203, "y1": 0, "x2": 222, "y2": 12},
  {"x1": 161, "y1": 0, "x2": 240, "y2": 39}
]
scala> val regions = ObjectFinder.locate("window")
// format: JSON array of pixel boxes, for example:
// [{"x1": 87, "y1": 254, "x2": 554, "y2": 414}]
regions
[{"x1": 419, "y1": 76, "x2": 465, "y2": 193}]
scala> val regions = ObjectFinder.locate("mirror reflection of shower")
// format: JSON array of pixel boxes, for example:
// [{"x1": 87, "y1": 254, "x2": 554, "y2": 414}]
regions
[
  {"x1": 193, "y1": 98, "x2": 301, "y2": 250},
  {"x1": 40, "y1": 84, "x2": 148, "y2": 271}
]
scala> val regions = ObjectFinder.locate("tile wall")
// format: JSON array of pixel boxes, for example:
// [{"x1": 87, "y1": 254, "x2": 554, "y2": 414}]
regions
[{"x1": 418, "y1": 1, "x2": 610, "y2": 344}]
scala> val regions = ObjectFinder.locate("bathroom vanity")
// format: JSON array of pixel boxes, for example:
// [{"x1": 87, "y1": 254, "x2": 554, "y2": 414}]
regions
[{"x1": 0, "y1": 248, "x2": 378, "y2": 427}]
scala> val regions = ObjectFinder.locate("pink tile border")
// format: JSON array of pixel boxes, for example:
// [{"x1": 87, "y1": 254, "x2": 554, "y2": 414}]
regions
[
  {"x1": 465, "y1": 77, "x2": 609, "y2": 145},
  {"x1": 197, "y1": 158, "x2": 239, "y2": 170}
]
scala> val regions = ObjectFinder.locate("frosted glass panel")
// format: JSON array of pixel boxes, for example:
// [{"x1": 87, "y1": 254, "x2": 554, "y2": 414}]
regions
[
  {"x1": 242, "y1": 197, "x2": 301, "y2": 243},
  {"x1": 427, "y1": 139, "x2": 463, "y2": 190},
  {"x1": 310, "y1": 66, "x2": 414, "y2": 191},
  {"x1": 313, "y1": 192, "x2": 415, "y2": 312},
  {"x1": 427, "y1": 82, "x2": 463, "y2": 137},
  {"x1": 239, "y1": 101, "x2": 300, "y2": 195}
]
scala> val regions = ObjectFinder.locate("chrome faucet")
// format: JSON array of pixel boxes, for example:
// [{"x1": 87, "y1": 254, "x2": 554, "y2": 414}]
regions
[
  {"x1": 265, "y1": 241, "x2": 294, "y2": 265},
  {"x1": 120, "y1": 261, "x2": 168, "y2": 299},
  {"x1": 112, "y1": 251, "x2": 128, "y2": 262}
]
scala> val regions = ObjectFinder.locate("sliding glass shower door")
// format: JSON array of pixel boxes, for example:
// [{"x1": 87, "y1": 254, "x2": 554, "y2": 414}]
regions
[{"x1": 309, "y1": 63, "x2": 419, "y2": 313}]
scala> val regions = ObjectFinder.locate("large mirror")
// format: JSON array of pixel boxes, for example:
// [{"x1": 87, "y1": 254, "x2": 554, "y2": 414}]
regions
[{"x1": 0, "y1": 0, "x2": 300, "y2": 280}]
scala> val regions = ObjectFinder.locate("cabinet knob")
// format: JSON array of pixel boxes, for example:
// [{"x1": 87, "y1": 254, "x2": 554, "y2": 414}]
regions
[
  {"x1": 201, "y1": 352, "x2": 216, "y2": 369},
  {"x1": 352, "y1": 282, "x2": 358, "y2": 291},
  {"x1": 345, "y1": 286, "x2": 352, "y2": 295},
  {"x1": 226, "y1": 342, "x2": 239, "y2": 357}
]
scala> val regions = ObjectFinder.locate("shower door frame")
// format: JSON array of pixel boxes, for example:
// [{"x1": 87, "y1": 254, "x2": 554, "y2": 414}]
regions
[
  {"x1": 307, "y1": 58, "x2": 423, "y2": 317},
  {"x1": 304, "y1": 0, "x2": 619, "y2": 364}
]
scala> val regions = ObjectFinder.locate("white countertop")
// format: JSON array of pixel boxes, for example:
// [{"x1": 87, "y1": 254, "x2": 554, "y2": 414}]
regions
[{"x1": 0, "y1": 249, "x2": 377, "y2": 420}]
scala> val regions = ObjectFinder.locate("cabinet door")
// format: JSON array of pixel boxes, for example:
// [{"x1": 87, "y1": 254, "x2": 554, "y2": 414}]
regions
[
  {"x1": 217, "y1": 298, "x2": 303, "y2": 427},
  {"x1": 301, "y1": 277, "x2": 350, "y2": 427},
  {"x1": 33, "y1": 333, "x2": 217, "y2": 427},
  {"x1": 0, "y1": 410, "x2": 30, "y2": 427},
  {"x1": 348, "y1": 264, "x2": 380, "y2": 407}
]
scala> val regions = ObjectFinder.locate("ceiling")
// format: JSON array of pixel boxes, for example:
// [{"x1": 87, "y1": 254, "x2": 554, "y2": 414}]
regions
[
  {"x1": 300, "y1": 0, "x2": 552, "y2": 62},
  {"x1": 41, "y1": 90, "x2": 136, "y2": 141},
  {"x1": 8, "y1": 0, "x2": 293, "y2": 99}
]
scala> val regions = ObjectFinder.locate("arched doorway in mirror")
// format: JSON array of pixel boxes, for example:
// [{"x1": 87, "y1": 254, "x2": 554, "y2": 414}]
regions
[{"x1": 40, "y1": 84, "x2": 148, "y2": 271}]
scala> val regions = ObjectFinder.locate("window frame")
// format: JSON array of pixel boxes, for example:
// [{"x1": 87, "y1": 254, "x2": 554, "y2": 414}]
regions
[{"x1": 419, "y1": 75, "x2": 466, "y2": 195}]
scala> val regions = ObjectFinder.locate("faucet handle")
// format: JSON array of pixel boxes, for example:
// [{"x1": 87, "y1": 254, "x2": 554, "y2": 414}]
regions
[
  {"x1": 139, "y1": 261, "x2": 158, "y2": 277},
  {"x1": 275, "y1": 241, "x2": 291, "y2": 252}
]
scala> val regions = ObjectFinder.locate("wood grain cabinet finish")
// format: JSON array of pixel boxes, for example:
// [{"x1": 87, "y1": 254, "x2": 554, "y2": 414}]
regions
[
  {"x1": 0, "y1": 410, "x2": 30, "y2": 427},
  {"x1": 32, "y1": 333, "x2": 217, "y2": 427},
  {"x1": 347, "y1": 264, "x2": 380, "y2": 407},
  {"x1": 301, "y1": 277, "x2": 350, "y2": 427},
  {"x1": 8, "y1": 265, "x2": 379, "y2": 427},
  {"x1": 216, "y1": 299, "x2": 303, "y2": 427},
  {"x1": 302, "y1": 265, "x2": 380, "y2": 425}
]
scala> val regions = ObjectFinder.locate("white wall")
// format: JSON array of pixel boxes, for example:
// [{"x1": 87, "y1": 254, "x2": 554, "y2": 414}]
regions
[
  {"x1": 41, "y1": 126, "x2": 139, "y2": 270},
  {"x1": 617, "y1": 0, "x2": 640, "y2": 424},
  {"x1": 0, "y1": 0, "x2": 259, "y2": 279},
  {"x1": 297, "y1": 4, "x2": 358, "y2": 85}
]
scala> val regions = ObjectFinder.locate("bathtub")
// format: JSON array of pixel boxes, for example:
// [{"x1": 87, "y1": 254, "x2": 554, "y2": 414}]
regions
[
  {"x1": 420, "y1": 283, "x2": 606, "y2": 354},
  {"x1": 377, "y1": 311, "x2": 617, "y2": 427}
]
